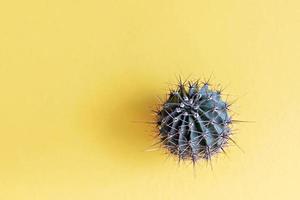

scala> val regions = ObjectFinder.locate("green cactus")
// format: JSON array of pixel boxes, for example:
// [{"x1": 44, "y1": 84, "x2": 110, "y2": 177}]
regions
[{"x1": 156, "y1": 80, "x2": 233, "y2": 163}]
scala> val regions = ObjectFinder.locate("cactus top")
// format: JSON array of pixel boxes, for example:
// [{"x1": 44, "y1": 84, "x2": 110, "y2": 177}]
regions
[{"x1": 157, "y1": 81, "x2": 232, "y2": 163}]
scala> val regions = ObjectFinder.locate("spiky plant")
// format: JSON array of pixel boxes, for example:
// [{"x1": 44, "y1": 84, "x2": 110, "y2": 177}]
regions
[{"x1": 156, "y1": 80, "x2": 234, "y2": 164}]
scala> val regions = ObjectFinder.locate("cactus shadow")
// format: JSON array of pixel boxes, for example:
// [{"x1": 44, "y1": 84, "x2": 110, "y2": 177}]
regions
[{"x1": 83, "y1": 81, "x2": 164, "y2": 168}]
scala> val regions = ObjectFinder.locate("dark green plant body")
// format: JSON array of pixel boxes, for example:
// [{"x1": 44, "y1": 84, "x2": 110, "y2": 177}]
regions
[{"x1": 157, "y1": 81, "x2": 232, "y2": 163}]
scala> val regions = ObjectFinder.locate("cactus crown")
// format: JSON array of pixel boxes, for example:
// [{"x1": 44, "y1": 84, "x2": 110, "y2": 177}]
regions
[{"x1": 156, "y1": 80, "x2": 233, "y2": 163}]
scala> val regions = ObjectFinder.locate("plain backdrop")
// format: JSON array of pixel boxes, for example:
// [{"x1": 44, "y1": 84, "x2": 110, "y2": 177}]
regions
[{"x1": 0, "y1": 0, "x2": 299, "y2": 199}]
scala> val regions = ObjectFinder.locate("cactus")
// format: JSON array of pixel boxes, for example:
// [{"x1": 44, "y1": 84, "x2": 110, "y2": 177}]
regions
[{"x1": 156, "y1": 80, "x2": 233, "y2": 163}]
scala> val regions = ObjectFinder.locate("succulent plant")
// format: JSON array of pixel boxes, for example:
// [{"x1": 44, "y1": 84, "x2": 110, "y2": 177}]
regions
[{"x1": 156, "y1": 80, "x2": 234, "y2": 164}]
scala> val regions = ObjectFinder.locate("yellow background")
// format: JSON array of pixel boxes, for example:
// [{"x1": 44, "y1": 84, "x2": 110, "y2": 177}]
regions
[{"x1": 0, "y1": 0, "x2": 299, "y2": 199}]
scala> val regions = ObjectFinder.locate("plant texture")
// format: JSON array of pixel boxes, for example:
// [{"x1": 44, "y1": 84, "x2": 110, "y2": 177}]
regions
[{"x1": 156, "y1": 80, "x2": 234, "y2": 164}]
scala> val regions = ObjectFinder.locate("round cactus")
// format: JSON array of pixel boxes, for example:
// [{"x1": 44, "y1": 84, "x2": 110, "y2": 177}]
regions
[{"x1": 156, "y1": 80, "x2": 233, "y2": 163}]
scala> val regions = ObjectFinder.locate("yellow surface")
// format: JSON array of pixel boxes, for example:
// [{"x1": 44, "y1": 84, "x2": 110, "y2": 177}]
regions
[{"x1": 0, "y1": 0, "x2": 299, "y2": 199}]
